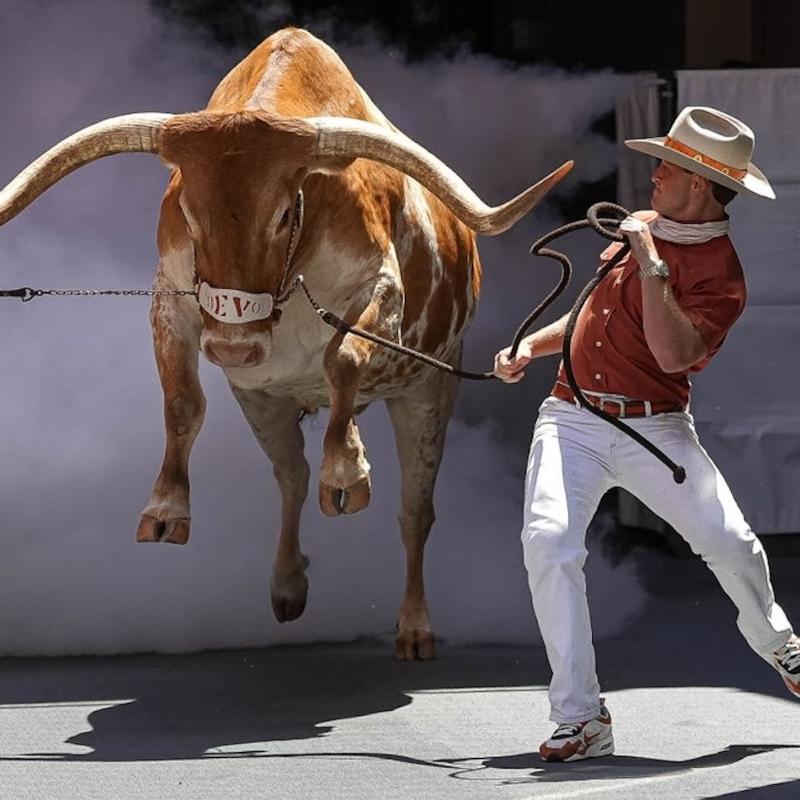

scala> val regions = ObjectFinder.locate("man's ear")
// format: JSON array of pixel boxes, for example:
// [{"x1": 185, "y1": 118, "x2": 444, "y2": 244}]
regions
[{"x1": 691, "y1": 173, "x2": 711, "y2": 196}]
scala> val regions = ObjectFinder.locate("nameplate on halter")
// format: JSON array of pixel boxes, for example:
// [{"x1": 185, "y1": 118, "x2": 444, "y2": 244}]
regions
[{"x1": 197, "y1": 282, "x2": 274, "y2": 324}]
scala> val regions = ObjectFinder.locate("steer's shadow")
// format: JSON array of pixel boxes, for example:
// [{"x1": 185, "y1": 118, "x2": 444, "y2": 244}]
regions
[{"x1": 0, "y1": 641, "x2": 544, "y2": 762}]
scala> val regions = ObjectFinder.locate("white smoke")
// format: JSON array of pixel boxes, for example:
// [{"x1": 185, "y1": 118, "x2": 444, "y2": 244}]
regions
[{"x1": 0, "y1": 0, "x2": 645, "y2": 655}]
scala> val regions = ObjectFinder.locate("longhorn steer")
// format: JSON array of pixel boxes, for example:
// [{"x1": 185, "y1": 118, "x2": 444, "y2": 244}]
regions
[{"x1": 0, "y1": 28, "x2": 571, "y2": 659}]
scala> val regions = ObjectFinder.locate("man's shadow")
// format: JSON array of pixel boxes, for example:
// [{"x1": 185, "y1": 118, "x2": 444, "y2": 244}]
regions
[{"x1": 442, "y1": 744, "x2": 800, "y2": 784}]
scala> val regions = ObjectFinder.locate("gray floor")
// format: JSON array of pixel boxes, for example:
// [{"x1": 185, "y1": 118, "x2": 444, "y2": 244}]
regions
[{"x1": 0, "y1": 547, "x2": 798, "y2": 800}]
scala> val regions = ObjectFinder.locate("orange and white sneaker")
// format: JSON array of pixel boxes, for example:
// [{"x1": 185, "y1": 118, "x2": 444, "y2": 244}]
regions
[
  {"x1": 539, "y1": 702, "x2": 614, "y2": 762},
  {"x1": 773, "y1": 635, "x2": 800, "y2": 699}
]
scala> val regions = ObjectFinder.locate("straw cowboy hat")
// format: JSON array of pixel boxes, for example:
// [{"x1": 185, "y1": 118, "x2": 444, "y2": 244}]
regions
[{"x1": 625, "y1": 106, "x2": 774, "y2": 199}]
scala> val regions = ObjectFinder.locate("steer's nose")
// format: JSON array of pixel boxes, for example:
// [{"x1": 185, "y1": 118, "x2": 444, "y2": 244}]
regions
[{"x1": 203, "y1": 340, "x2": 265, "y2": 368}]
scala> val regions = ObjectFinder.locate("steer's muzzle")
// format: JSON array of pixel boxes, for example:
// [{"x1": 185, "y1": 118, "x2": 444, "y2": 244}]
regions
[{"x1": 202, "y1": 338, "x2": 266, "y2": 368}]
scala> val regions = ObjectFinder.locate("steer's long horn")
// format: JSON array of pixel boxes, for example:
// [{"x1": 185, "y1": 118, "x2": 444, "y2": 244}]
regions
[
  {"x1": 309, "y1": 117, "x2": 573, "y2": 235},
  {"x1": 0, "y1": 113, "x2": 172, "y2": 226}
]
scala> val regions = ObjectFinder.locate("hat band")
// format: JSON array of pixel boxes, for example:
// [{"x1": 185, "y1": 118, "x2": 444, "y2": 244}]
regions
[{"x1": 664, "y1": 136, "x2": 748, "y2": 181}]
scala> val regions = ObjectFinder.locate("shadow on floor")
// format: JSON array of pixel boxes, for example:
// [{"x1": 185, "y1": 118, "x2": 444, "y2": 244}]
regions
[
  {"x1": 443, "y1": 744, "x2": 800, "y2": 784},
  {"x1": 0, "y1": 642, "x2": 545, "y2": 761},
  {"x1": 705, "y1": 780, "x2": 800, "y2": 799},
  {"x1": 0, "y1": 549, "x2": 796, "y2": 776}
]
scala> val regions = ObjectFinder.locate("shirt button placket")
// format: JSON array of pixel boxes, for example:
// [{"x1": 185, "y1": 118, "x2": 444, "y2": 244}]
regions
[{"x1": 595, "y1": 334, "x2": 604, "y2": 386}]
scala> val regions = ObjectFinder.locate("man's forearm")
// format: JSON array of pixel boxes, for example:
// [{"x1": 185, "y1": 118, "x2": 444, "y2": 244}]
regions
[
  {"x1": 641, "y1": 277, "x2": 707, "y2": 372},
  {"x1": 521, "y1": 313, "x2": 569, "y2": 358}
]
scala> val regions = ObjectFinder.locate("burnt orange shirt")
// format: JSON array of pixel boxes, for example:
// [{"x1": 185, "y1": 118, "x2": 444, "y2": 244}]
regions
[{"x1": 553, "y1": 233, "x2": 747, "y2": 407}]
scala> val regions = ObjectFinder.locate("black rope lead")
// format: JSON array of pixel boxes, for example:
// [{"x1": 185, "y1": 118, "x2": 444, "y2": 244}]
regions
[
  {"x1": 0, "y1": 287, "x2": 37, "y2": 301},
  {"x1": 292, "y1": 276, "x2": 495, "y2": 380}
]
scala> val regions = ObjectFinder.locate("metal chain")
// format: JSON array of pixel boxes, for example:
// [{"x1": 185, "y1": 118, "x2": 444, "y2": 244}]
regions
[
  {"x1": 275, "y1": 275, "x2": 308, "y2": 306},
  {"x1": 39, "y1": 288, "x2": 195, "y2": 297},
  {"x1": 276, "y1": 191, "x2": 304, "y2": 300},
  {"x1": 6, "y1": 287, "x2": 196, "y2": 302}
]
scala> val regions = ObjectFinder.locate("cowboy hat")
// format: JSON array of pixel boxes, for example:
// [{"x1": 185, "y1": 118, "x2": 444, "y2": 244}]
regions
[{"x1": 625, "y1": 106, "x2": 774, "y2": 199}]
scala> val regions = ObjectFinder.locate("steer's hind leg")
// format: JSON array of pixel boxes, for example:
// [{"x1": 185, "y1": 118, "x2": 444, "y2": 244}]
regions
[
  {"x1": 230, "y1": 388, "x2": 311, "y2": 623},
  {"x1": 137, "y1": 294, "x2": 205, "y2": 545},
  {"x1": 386, "y1": 363, "x2": 460, "y2": 660}
]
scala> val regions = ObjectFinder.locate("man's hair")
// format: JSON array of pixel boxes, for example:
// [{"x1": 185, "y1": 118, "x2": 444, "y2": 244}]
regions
[
  {"x1": 710, "y1": 181, "x2": 737, "y2": 207},
  {"x1": 680, "y1": 164, "x2": 738, "y2": 206}
]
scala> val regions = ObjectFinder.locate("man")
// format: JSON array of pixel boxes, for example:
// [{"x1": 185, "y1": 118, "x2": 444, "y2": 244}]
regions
[{"x1": 494, "y1": 106, "x2": 800, "y2": 763}]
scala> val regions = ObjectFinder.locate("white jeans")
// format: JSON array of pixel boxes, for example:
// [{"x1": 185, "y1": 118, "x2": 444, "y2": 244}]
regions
[{"x1": 522, "y1": 397, "x2": 794, "y2": 724}]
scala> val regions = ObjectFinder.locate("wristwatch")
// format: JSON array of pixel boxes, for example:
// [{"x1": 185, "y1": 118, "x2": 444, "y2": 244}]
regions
[{"x1": 639, "y1": 258, "x2": 670, "y2": 280}]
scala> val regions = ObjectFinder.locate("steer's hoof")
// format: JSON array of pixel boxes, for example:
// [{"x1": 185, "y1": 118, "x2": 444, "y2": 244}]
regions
[
  {"x1": 271, "y1": 572, "x2": 309, "y2": 623},
  {"x1": 319, "y1": 477, "x2": 371, "y2": 517},
  {"x1": 318, "y1": 483, "x2": 342, "y2": 517},
  {"x1": 395, "y1": 626, "x2": 436, "y2": 661},
  {"x1": 136, "y1": 514, "x2": 191, "y2": 545}
]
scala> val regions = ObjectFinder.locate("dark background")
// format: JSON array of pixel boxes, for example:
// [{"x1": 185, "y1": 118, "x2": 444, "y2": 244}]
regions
[
  {"x1": 154, "y1": 0, "x2": 800, "y2": 70},
  {"x1": 152, "y1": 0, "x2": 800, "y2": 221}
]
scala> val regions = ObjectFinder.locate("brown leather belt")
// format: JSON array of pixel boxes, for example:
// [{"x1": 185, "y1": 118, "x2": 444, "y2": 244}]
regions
[{"x1": 552, "y1": 382, "x2": 684, "y2": 418}]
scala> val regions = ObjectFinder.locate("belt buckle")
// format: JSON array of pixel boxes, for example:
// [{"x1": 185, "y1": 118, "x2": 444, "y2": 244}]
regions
[{"x1": 600, "y1": 396, "x2": 626, "y2": 418}]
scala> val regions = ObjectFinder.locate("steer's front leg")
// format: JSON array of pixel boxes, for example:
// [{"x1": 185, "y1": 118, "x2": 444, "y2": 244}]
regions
[
  {"x1": 228, "y1": 389, "x2": 311, "y2": 622},
  {"x1": 137, "y1": 294, "x2": 205, "y2": 544},
  {"x1": 319, "y1": 277, "x2": 401, "y2": 517}
]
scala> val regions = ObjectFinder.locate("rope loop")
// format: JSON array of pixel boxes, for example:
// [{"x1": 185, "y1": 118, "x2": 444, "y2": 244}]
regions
[{"x1": 586, "y1": 201, "x2": 629, "y2": 241}]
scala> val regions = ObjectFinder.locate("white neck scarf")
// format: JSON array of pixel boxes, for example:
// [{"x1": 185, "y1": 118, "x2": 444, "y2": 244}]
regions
[{"x1": 650, "y1": 214, "x2": 730, "y2": 245}]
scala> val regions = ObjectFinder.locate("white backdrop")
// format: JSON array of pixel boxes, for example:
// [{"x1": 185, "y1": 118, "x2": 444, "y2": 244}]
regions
[{"x1": 677, "y1": 70, "x2": 800, "y2": 533}]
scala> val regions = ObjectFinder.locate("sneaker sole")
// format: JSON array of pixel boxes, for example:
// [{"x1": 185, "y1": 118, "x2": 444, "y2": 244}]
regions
[
  {"x1": 782, "y1": 675, "x2": 800, "y2": 700},
  {"x1": 540, "y1": 734, "x2": 615, "y2": 763}
]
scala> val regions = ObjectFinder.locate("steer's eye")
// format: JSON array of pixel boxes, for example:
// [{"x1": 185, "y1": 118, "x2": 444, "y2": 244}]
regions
[{"x1": 277, "y1": 207, "x2": 291, "y2": 231}]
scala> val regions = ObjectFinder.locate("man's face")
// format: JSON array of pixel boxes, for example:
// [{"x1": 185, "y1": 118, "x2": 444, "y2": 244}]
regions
[{"x1": 650, "y1": 159, "x2": 696, "y2": 220}]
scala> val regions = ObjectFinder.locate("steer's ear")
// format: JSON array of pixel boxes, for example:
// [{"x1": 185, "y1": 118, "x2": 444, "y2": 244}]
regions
[
  {"x1": 158, "y1": 113, "x2": 210, "y2": 172},
  {"x1": 307, "y1": 152, "x2": 356, "y2": 175},
  {"x1": 157, "y1": 173, "x2": 193, "y2": 253},
  {"x1": 308, "y1": 155, "x2": 356, "y2": 175},
  {"x1": 159, "y1": 155, "x2": 180, "y2": 172}
]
